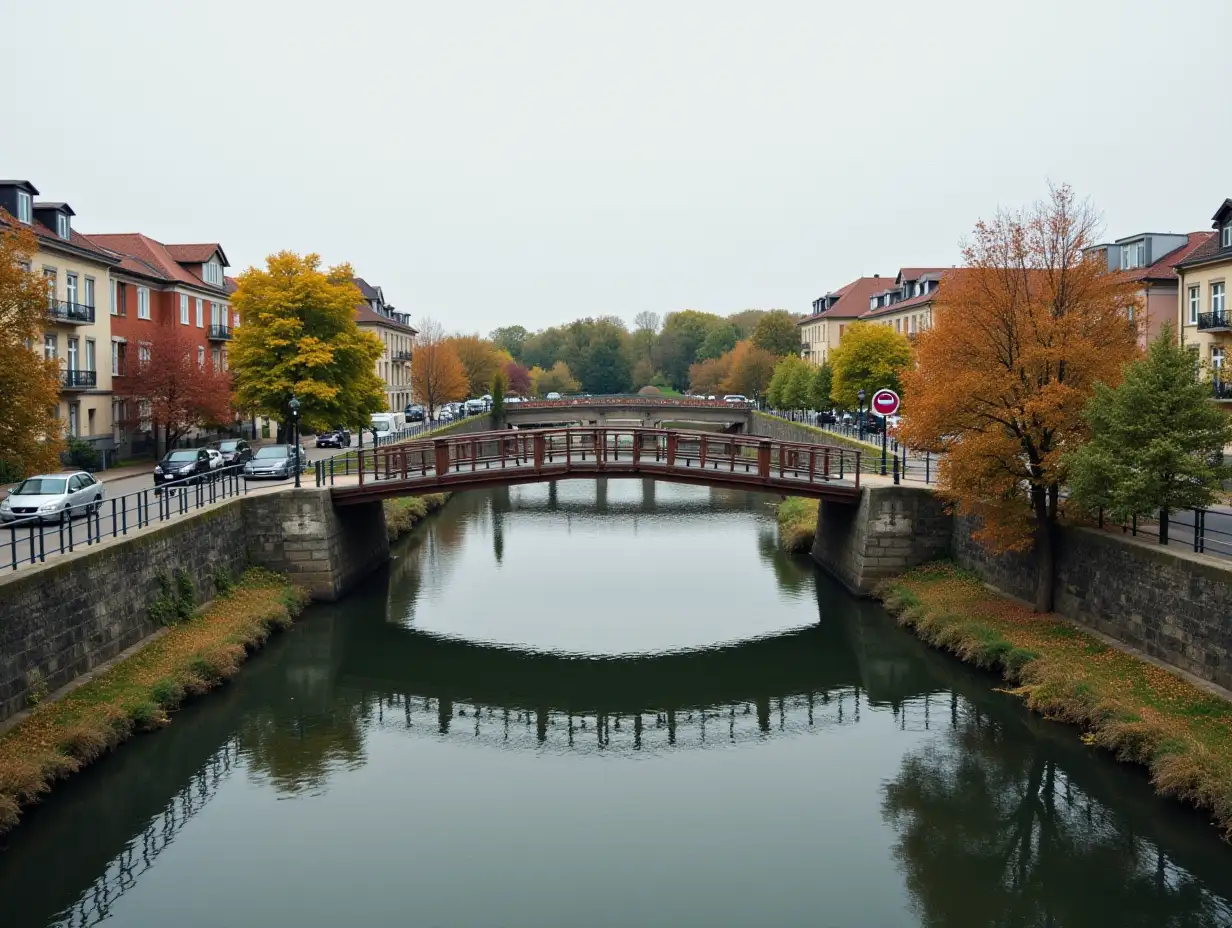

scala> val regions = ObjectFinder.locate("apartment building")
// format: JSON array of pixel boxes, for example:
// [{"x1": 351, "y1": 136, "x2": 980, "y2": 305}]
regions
[
  {"x1": 0, "y1": 179, "x2": 119, "y2": 459},
  {"x1": 85, "y1": 233, "x2": 236, "y2": 455},
  {"x1": 797, "y1": 275, "x2": 891, "y2": 366},
  {"x1": 1086, "y1": 231, "x2": 1212, "y2": 347},
  {"x1": 1176, "y1": 199, "x2": 1232, "y2": 400},
  {"x1": 859, "y1": 267, "x2": 948, "y2": 336},
  {"x1": 354, "y1": 277, "x2": 417, "y2": 412}
]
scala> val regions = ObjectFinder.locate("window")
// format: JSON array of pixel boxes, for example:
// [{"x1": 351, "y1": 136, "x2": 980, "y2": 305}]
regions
[
  {"x1": 1214, "y1": 346, "x2": 1226, "y2": 371},
  {"x1": 67, "y1": 338, "x2": 79, "y2": 370},
  {"x1": 210, "y1": 301, "x2": 220, "y2": 326},
  {"x1": 111, "y1": 341, "x2": 120, "y2": 376},
  {"x1": 195, "y1": 298, "x2": 203, "y2": 327},
  {"x1": 212, "y1": 346, "x2": 221, "y2": 370},
  {"x1": 220, "y1": 349, "x2": 228, "y2": 371},
  {"x1": 85, "y1": 338, "x2": 95, "y2": 373},
  {"x1": 16, "y1": 190, "x2": 31, "y2": 223},
  {"x1": 203, "y1": 259, "x2": 223, "y2": 286},
  {"x1": 56, "y1": 213, "x2": 70, "y2": 239},
  {"x1": 197, "y1": 346, "x2": 206, "y2": 367},
  {"x1": 44, "y1": 334, "x2": 57, "y2": 360},
  {"x1": 138, "y1": 344, "x2": 151, "y2": 367},
  {"x1": 110, "y1": 280, "x2": 118, "y2": 315},
  {"x1": 68, "y1": 404, "x2": 79, "y2": 437},
  {"x1": 1224, "y1": 224, "x2": 1232, "y2": 249},
  {"x1": 1120, "y1": 241, "x2": 1145, "y2": 270},
  {"x1": 137, "y1": 286, "x2": 150, "y2": 319},
  {"x1": 232, "y1": 309, "x2": 240, "y2": 328},
  {"x1": 44, "y1": 269, "x2": 56, "y2": 306},
  {"x1": 66, "y1": 273, "x2": 78, "y2": 307},
  {"x1": 180, "y1": 294, "x2": 189, "y2": 324},
  {"x1": 1189, "y1": 286, "x2": 1200, "y2": 325},
  {"x1": 1214, "y1": 282, "x2": 1226, "y2": 316},
  {"x1": 84, "y1": 277, "x2": 95, "y2": 310}
]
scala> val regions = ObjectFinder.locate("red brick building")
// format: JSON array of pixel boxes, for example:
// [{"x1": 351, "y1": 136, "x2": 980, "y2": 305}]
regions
[{"x1": 81, "y1": 233, "x2": 236, "y2": 456}]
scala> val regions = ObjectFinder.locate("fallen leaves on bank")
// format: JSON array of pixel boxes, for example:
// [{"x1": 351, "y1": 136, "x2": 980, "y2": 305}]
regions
[
  {"x1": 877, "y1": 562, "x2": 1232, "y2": 839},
  {"x1": 0, "y1": 569, "x2": 309, "y2": 837}
]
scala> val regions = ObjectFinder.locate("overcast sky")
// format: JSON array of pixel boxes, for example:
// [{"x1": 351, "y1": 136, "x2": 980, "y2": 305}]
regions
[{"x1": 6, "y1": 0, "x2": 1230, "y2": 334}]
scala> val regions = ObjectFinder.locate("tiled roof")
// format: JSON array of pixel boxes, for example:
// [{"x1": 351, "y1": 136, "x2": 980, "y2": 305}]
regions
[
  {"x1": 355, "y1": 303, "x2": 417, "y2": 334},
  {"x1": 897, "y1": 267, "x2": 947, "y2": 281},
  {"x1": 1176, "y1": 230, "x2": 1231, "y2": 270},
  {"x1": 224, "y1": 276, "x2": 239, "y2": 295},
  {"x1": 0, "y1": 209, "x2": 120, "y2": 264},
  {"x1": 1124, "y1": 232, "x2": 1214, "y2": 282},
  {"x1": 165, "y1": 243, "x2": 226, "y2": 265},
  {"x1": 861, "y1": 287, "x2": 938, "y2": 319},
  {"x1": 798, "y1": 276, "x2": 893, "y2": 324},
  {"x1": 85, "y1": 233, "x2": 230, "y2": 296}
]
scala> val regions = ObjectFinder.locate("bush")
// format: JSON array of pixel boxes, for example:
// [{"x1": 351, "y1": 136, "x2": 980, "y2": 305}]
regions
[{"x1": 64, "y1": 436, "x2": 101, "y2": 472}]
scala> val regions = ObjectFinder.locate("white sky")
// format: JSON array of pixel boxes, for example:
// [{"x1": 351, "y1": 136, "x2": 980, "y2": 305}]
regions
[{"x1": 6, "y1": 0, "x2": 1230, "y2": 333}]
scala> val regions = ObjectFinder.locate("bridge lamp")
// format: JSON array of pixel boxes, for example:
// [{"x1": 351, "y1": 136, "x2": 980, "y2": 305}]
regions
[{"x1": 289, "y1": 396, "x2": 301, "y2": 488}]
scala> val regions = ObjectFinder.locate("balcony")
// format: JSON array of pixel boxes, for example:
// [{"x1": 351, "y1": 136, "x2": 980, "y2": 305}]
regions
[
  {"x1": 61, "y1": 369, "x2": 97, "y2": 390},
  {"x1": 48, "y1": 301, "x2": 95, "y2": 325},
  {"x1": 392, "y1": 349, "x2": 412, "y2": 361},
  {"x1": 1197, "y1": 311, "x2": 1232, "y2": 332},
  {"x1": 207, "y1": 324, "x2": 232, "y2": 341}
]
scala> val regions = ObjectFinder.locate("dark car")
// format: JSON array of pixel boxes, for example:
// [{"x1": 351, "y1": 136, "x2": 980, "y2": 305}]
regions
[
  {"x1": 315, "y1": 428, "x2": 351, "y2": 449},
  {"x1": 210, "y1": 438, "x2": 253, "y2": 466},
  {"x1": 404, "y1": 404, "x2": 426, "y2": 423},
  {"x1": 815, "y1": 411, "x2": 837, "y2": 425},
  {"x1": 244, "y1": 444, "x2": 308, "y2": 480},
  {"x1": 154, "y1": 448, "x2": 212, "y2": 491}
]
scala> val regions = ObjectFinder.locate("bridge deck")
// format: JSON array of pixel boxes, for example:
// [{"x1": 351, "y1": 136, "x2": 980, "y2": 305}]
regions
[{"x1": 325, "y1": 427, "x2": 862, "y2": 504}]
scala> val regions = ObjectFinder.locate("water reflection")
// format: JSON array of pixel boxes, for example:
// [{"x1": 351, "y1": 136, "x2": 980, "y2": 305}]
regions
[{"x1": 1, "y1": 480, "x2": 1231, "y2": 928}]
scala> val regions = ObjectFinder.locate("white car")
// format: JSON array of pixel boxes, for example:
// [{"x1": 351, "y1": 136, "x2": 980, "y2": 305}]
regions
[
  {"x1": 723, "y1": 394, "x2": 748, "y2": 404},
  {"x1": 0, "y1": 471, "x2": 104, "y2": 525},
  {"x1": 205, "y1": 449, "x2": 225, "y2": 470},
  {"x1": 546, "y1": 392, "x2": 562, "y2": 400}
]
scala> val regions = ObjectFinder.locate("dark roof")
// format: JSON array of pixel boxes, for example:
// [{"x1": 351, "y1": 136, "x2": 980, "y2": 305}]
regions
[
  {"x1": 352, "y1": 276, "x2": 382, "y2": 301},
  {"x1": 896, "y1": 267, "x2": 947, "y2": 282},
  {"x1": 355, "y1": 303, "x2": 417, "y2": 335},
  {"x1": 34, "y1": 201, "x2": 75, "y2": 215},
  {"x1": 0, "y1": 180, "x2": 39, "y2": 194},
  {"x1": 1211, "y1": 198, "x2": 1232, "y2": 226},
  {"x1": 0, "y1": 209, "x2": 120, "y2": 265},
  {"x1": 1176, "y1": 233, "x2": 1232, "y2": 272}
]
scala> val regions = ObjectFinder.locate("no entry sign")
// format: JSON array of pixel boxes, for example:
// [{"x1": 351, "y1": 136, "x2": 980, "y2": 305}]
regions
[{"x1": 871, "y1": 388, "x2": 900, "y2": 417}]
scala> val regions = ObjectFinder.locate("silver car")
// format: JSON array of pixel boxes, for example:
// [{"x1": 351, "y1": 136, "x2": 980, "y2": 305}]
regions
[{"x1": 0, "y1": 471, "x2": 105, "y2": 525}]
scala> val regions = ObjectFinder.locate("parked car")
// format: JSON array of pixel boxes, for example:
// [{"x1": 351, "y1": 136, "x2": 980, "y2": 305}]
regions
[
  {"x1": 316, "y1": 428, "x2": 351, "y2": 448},
  {"x1": 723, "y1": 394, "x2": 748, "y2": 404},
  {"x1": 545, "y1": 391, "x2": 562, "y2": 401},
  {"x1": 205, "y1": 449, "x2": 225, "y2": 470},
  {"x1": 154, "y1": 448, "x2": 212, "y2": 491},
  {"x1": 815, "y1": 411, "x2": 837, "y2": 425},
  {"x1": 465, "y1": 398, "x2": 487, "y2": 415},
  {"x1": 0, "y1": 471, "x2": 104, "y2": 525},
  {"x1": 210, "y1": 438, "x2": 253, "y2": 466},
  {"x1": 244, "y1": 444, "x2": 308, "y2": 480},
  {"x1": 404, "y1": 404, "x2": 426, "y2": 423}
]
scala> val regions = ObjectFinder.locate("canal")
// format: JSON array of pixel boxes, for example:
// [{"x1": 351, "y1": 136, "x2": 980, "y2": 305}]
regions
[{"x1": 2, "y1": 479, "x2": 1232, "y2": 927}]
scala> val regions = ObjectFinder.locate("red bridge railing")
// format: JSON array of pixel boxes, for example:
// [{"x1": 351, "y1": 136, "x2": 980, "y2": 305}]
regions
[{"x1": 341, "y1": 427, "x2": 860, "y2": 496}]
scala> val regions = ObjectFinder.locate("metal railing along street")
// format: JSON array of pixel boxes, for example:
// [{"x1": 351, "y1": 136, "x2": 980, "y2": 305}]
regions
[{"x1": 4, "y1": 464, "x2": 248, "y2": 571}]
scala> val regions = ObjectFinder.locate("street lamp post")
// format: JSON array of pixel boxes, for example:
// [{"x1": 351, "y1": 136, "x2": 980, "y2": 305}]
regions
[
  {"x1": 289, "y1": 396, "x2": 301, "y2": 488},
  {"x1": 857, "y1": 388, "x2": 866, "y2": 442}
]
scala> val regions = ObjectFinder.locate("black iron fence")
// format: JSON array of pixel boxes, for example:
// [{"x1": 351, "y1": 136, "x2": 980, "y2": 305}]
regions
[
  {"x1": 762, "y1": 409, "x2": 935, "y2": 484},
  {"x1": 1116, "y1": 509, "x2": 1232, "y2": 559},
  {"x1": 3, "y1": 464, "x2": 248, "y2": 571}
]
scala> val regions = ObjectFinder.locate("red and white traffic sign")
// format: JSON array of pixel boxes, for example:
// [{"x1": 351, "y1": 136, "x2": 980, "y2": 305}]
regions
[{"x1": 871, "y1": 388, "x2": 900, "y2": 417}]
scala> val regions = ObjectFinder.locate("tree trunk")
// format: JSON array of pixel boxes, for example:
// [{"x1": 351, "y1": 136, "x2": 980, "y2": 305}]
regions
[{"x1": 1032, "y1": 487, "x2": 1056, "y2": 613}]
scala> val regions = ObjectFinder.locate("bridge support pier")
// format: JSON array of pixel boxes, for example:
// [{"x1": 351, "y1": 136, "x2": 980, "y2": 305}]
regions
[{"x1": 809, "y1": 486, "x2": 952, "y2": 596}]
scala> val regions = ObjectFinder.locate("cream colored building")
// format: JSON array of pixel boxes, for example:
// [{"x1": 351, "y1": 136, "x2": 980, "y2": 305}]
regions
[
  {"x1": 1176, "y1": 197, "x2": 1232, "y2": 401},
  {"x1": 1, "y1": 180, "x2": 119, "y2": 460},
  {"x1": 354, "y1": 277, "x2": 417, "y2": 412},
  {"x1": 859, "y1": 268, "x2": 947, "y2": 337},
  {"x1": 798, "y1": 275, "x2": 892, "y2": 365}
]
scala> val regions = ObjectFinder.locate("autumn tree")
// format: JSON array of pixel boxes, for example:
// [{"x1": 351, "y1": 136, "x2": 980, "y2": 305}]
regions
[
  {"x1": 900, "y1": 185, "x2": 1141, "y2": 611},
  {"x1": 533, "y1": 361, "x2": 580, "y2": 395},
  {"x1": 751, "y1": 309, "x2": 800, "y2": 357},
  {"x1": 448, "y1": 334, "x2": 503, "y2": 397},
  {"x1": 0, "y1": 224, "x2": 63, "y2": 478},
  {"x1": 829, "y1": 322, "x2": 913, "y2": 410},
  {"x1": 722, "y1": 340, "x2": 776, "y2": 398},
  {"x1": 688, "y1": 355, "x2": 731, "y2": 396},
  {"x1": 230, "y1": 253, "x2": 385, "y2": 437},
  {"x1": 125, "y1": 324, "x2": 232, "y2": 452},
  {"x1": 1067, "y1": 323, "x2": 1232, "y2": 541},
  {"x1": 411, "y1": 318, "x2": 469, "y2": 418},
  {"x1": 503, "y1": 360, "x2": 532, "y2": 396},
  {"x1": 658, "y1": 310, "x2": 723, "y2": 389}
]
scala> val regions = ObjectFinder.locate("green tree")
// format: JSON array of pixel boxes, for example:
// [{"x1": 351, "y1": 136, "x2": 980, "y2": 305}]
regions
[
  {"x1": 658, "y1": 310, "x2": 723, "y2": 389},
  {"x1": 230, "y1": 253, "x2": 385, "y2": 436},
  {"x1": 489, "y1": 325, "x2": 529, "y2": 361},
  {"x1": 489, "y1": 369, "x2": 505, "y2": 423},
  {"x1": 829, "y1": 322, "x2": 913, "y2": 410},
  {"x1": 727, "y1": 309, "x2": 766, "y2": 340},
  {"x1": 562, "y1": 317, "x2": 632, "y2": 394},
  {"x1": 767, "y1": 355, "x2": 812, "y2": 410},
  {"x1": 534, "y1": 361, "x2": 580, "y2": 395},
  {"x1": 751, "y1": 310, "x2": 800, "y2": 357},
  {"x1": 521, "y1": 325, "x2": 567, "y2": 371},
  {"x1": 697, "y1": 323, "x2": 738, "y2": 361},
  {"x1": 1067, "y1": 323, "x2": 1232, "y2": 540},
  {"x1": 810, "y1": 362, "x2": 833, "y2": 412}
]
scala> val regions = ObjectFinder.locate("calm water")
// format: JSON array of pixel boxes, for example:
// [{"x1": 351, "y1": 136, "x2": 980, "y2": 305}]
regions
[{"x1": 3, "y1": 479, "x2": 1232, "y2": 927}]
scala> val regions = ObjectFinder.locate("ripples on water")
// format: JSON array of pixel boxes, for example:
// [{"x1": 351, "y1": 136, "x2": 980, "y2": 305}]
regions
[{"x1": 2, "y1": 479, "x2": 1231, "y2": 928}]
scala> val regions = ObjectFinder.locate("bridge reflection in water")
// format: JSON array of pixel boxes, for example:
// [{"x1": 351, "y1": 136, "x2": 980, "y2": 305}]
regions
[{"x1": 4, "y1": 479, "x2": 1232, "y2": 928}]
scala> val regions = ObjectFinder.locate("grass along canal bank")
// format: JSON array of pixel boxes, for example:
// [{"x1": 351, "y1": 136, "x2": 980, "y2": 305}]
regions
[
  {"x1": 0, "y1": 569, "x2": 308, "y2": 837},
  {"x1": 776, "y1": 497, "x2": 818, "y2": 552},
  {"x1": 878, "y1": 563, "x2": 1232, "y2": 838},
  {"x1": 384, "y1": 493, "x2": 450, "y2": 542}
]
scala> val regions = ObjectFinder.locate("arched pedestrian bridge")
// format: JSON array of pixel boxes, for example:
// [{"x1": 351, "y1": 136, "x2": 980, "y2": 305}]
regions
[
  {"x1": 325, "y1": 426, "x2": 863, "y2": 506},
  {"x1": 502, "y1": 395, "x2": 754, "y2": 431}
]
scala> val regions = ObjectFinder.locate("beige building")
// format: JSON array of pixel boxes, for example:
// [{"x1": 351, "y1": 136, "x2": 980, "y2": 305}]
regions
[
  {"x1": 859, "y1": 267, "x2": 948, "y2": 336},
  {"x1": 354, "y1": 277, "x2": 417, "y2": 412},
  {"x1": 1176, "y1": 198, "x2": 1232, "y2": 401},
  {"x1": 1, "y1": 180, "x2": 120, "y2": 461},
  {"x1": 798, "y1": 275, "x2": 892, "y2": 365}
]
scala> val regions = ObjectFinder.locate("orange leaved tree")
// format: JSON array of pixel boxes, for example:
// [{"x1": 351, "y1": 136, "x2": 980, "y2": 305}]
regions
[
  {"x1": 900, "y1": 185, "x2": 1141, "y2": 611},
  {"x1": 412, "y1": 319, "x2": 468, "y2": 419}
]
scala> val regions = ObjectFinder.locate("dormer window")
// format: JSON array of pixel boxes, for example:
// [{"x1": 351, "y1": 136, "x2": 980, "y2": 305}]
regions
[
  {"x1": 1120, "y1": 240, "x2": 1145, "y2": 269},
  {"x1": 56, "y1": 212, "x2": 70, "y2": 239},
  {"x1": 16, "y1": 191, "x2": 31, "y2": 224},
  {"x1": 203, "y1": 259, "x2": 224, "y2": 285},
  {"x1": 1223, "y1": 223, "x2": 1232, "y2": 249}
]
